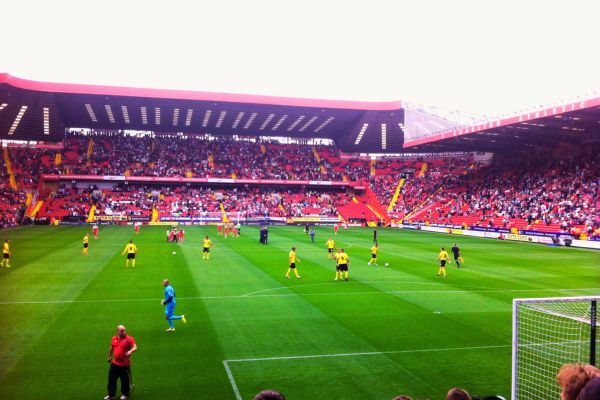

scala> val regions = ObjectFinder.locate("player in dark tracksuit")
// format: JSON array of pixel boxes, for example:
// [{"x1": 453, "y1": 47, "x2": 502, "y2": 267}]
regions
[{"x1": 451, "y1": 243, "x2": 461, "y2": 268}]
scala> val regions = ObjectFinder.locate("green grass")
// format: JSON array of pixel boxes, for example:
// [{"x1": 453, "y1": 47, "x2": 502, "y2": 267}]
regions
[{"x1": 0, "y1": 225, "x2": 597, "y2": 400}]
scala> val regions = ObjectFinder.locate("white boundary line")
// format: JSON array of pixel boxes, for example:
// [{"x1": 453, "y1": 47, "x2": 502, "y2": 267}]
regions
[
  {"x1": 223, "y1": 360, "x2": 243, "y2": 400},
  {"x1": 225, "y1": 343, "x2": 512, "y2": 363},
  {"x1": 1, "y1": 287, "x2": 598, "y2": 305},
  {"x1": 222, "y1": 343, "x2": 512, "y2": 399}
]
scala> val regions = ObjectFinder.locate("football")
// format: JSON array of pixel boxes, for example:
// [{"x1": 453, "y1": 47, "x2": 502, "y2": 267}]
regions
[
  {"x1": 384, "y1": 263, "x2": 389, "y2": 267},
  {"x1": 172, "y1": 251, "x2": 176, "y2": 255}
]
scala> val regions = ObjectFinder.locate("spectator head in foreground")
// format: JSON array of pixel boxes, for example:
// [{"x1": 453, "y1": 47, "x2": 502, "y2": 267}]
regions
[
  {"x1": 556, "y1": 363, "x2": 600, "y2": 400},
  {"x1": 254, "y1": 389, "x2": 286, "y2": 400},
  {"x1": 447, "y1": 387, "x2": 472, "y2": 400}
]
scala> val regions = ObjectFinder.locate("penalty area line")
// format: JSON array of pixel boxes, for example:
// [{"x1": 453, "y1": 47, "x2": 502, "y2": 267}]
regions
[
  {"x1": 224, "y1": 343, "x2": 511, "y2": 364},
  {"x1": 223, "y1": 360, "x2": 243, "y2": 400}
]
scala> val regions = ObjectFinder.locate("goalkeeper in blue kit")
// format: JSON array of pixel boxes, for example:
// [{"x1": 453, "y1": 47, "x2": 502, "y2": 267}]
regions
[{"x1": 161, "y1": 279, "x2": 187, "y2": 332}]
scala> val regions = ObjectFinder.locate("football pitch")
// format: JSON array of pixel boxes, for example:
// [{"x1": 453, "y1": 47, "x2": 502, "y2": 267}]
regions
[{"x1": 0, "y1": 225, "x2": 598, "y2": 400}]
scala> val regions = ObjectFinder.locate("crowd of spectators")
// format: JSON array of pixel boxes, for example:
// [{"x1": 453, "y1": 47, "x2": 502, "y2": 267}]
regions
[
  {"x1": 40, "y1": 184, "x2": 349, "y2": 220},
  {"x1": 1, "y1": 132, "x2": 598, "y2": 236},
  {"x1": 57, "y1": 133, "x2": 364, "y2": 181},
  {"x1": 400, "y1": 153, "x2": 599, "y2": 236},
  {"x1": 0, "y1": 182, "x2": 22, "y2": 228}
]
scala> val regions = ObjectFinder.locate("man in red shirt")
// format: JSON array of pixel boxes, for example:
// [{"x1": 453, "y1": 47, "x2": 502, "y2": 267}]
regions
[{"x1": 105, "y1": 325, "x2": 137, "y2": 400}]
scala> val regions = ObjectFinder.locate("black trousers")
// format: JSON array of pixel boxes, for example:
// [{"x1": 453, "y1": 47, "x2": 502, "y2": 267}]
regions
[{"x1": 107, "y1": 363, "x2": 131, "y2": 397}]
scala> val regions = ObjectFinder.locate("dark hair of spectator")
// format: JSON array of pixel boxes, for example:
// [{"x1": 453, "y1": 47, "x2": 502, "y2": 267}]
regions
[
  {"x1": 447, "y1": 387, "x2": 471, "y2": 400},
  {"x1": 253, "y1": 389, "x2": 287, "y2": 400}
]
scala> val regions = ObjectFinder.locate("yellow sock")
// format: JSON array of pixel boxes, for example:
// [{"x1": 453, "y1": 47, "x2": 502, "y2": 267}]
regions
[
  {"x1": 132, "y1": 260, "x2": 136, "y2": 267},
  {"x1": 295, "y1": 270, "x2": 299, "y2": 277},
  {"x1": 345, "y1": 272, "x2": 349, "y2": 279},
  {"x1": 1, "y1": 259, "x2": 5, "y2": 267},
  {"x1": 285, "y1": 269, "x2": 291, "y2": 277},
  {"x1": 438, "y1": 267, "x2": 442, "y2": 275}
]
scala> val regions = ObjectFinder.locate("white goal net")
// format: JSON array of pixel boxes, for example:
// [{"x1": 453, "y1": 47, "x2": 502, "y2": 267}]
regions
[{"x1": 512, "y1": 296, "x2": 599, "y2": 400}]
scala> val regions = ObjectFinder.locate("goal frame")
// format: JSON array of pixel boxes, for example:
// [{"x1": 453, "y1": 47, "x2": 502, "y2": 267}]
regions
[{"x1": 511, "y1": 296, "x2": 598, "y2": 400}]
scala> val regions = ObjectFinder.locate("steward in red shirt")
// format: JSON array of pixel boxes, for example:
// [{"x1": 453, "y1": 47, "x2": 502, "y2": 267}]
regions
[{"x1": 105, "y1": 325, "x2": 137, "y2": 400}]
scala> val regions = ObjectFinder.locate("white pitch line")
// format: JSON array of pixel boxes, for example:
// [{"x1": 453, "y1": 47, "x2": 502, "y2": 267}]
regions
[
  {"x1": 241, "y1": 280, "x2": 450, "y2": 297},
  {"x1": 1, "y1": 287, "x2": 599, "y2": 305},
  {"x1": 225, "y1": 343, "x2": 512, "y2": 363},
  {"x1": 223, "y1": 360, "x2": 243, "y2": 400}
]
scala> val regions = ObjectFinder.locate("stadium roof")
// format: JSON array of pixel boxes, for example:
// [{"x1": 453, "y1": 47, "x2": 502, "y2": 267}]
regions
[
  {"x1": 1, "y1": 73, "x2": 599, "y2": 154},
  {"x1": 404, "y1": 97, "x2": 600, "y2": 152},
  {"x1": 0, "y1": 74, "x2": 404, "y2": 153}
]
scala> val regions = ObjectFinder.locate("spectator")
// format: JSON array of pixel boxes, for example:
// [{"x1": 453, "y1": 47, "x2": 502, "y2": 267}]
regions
[
  {"x1": 254, "y1": 389, "x2": 287, "y2": 400},
  {"x1": 578, "y1": 376, "x2": 600, "y2": 400},
  {"x1": 447, "y1": 387, "x2": 472, "y2": 400},
  {"x1": 557, "y1": 362, "x2": 600, "y2": 400}
]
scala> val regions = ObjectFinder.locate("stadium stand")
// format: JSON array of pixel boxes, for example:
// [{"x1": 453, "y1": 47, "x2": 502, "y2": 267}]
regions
[{"x1": 1, "y1": 131, "x2": 598, "y2": 239}]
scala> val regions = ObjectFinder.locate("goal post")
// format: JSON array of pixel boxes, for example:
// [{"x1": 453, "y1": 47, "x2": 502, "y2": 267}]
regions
[{"x1": 512, "y1": 296, "x2": 599, "y2": 400}]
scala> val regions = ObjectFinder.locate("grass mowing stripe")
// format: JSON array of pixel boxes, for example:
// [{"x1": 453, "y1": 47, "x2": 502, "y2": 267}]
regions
[
  {"x1": 231, "y1": 228, "x2": 499, "y2": 395},
  {"x1": 192, "y1": 227, "x2": 439, "y2": 396},
  {"x1": 0, "y1": 226, "x2": 133, "y2": 382}
]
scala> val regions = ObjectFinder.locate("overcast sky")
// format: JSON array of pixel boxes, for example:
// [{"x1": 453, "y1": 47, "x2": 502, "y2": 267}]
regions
[{"x1": 2, "y1": 0, "x2": 599, "y2": 117}]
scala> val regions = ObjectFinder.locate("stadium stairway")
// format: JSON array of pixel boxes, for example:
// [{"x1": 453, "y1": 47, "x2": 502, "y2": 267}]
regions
[
  {"x1": 219, "y1": 202, "x2": 229, "y2": 222},
  {"x1": 87, "y1": 205, "x2": 97, "y2": 222},
  {"x1": 387, "y1": 178, "x2": 405, "y2": 211},
  {"x1": 151, "y1": 207, "x2": 159, "y2": 222},
  {"x1": 86, "y1": 138, "x2": 94, "y2": 165},
  {"x1": 418, "y1": 162, "x2": 427, "y2": 177},
  {"x1": 28, "y1": 200, "x2": 44, "y2": 218},
  {"x1": 3, "y1": 148, "x2": 18, "y2": 190},
  {"x1": 312, "y1": 147, "x2": 327, "y2": 173}
]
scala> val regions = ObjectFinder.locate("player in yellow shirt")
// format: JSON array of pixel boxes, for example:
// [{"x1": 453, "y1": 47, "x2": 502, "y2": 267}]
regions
[
  {"x1": 121, "y1": 240, "x2": 138, "y2": 268},
  {"x1": 325, "y1": 238, "x2": 336, "y2": 259},
  {"x1": 367, "y1": 243, "x2": 379, "y2": 266},
  {"x1": 334, "y1": 248, "x2": 350, "y2": 281},
  {"x1": 82, "y1": 234, "x2": 89, "y2": 256},
  {"x1": 202, "y1": 236, "x2": 214, "y2": 260},
  {"x1": 436, "y1": 247, "x2": 449, "y2": 277},
  {"x1": 285, "y1": 247, "x2": 301, "y2": 279},
  {"x1": 1, "y1": 239, "x2": 11, "y2": 268}
]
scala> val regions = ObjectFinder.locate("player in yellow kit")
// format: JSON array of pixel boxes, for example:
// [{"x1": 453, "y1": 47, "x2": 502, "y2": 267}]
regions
[
  {"x1": 202, "y1": 236, "x2": 213, "y2": 260},
  {"x1": 436, "y1": 247, "x2": 449, "y2": 277},
  {"x1": 285, "y1": 247, "x2": 301, "y2": 279},
  {"x1": 1, "y1": 240, "x2": 11, "y2": 268},
  {"x1": 121, "y1": 240, "x2": 138, "y2": 268},
  {"x1": 334, "y1": 248, "x2": 350, "y2": 281},
  {"x1": 367, "y1": 243, "x2": 379, "y2": 266},
  {"x1": 325, "y1": 238, "x2": 336, "y2": 259},
  {"x1": 82, "y1": 234, "x2": 89, "y2": 256}
]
